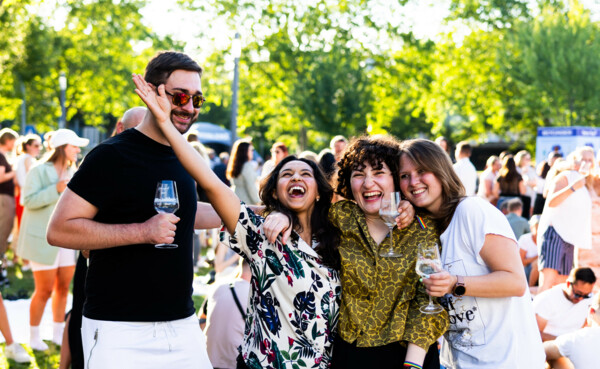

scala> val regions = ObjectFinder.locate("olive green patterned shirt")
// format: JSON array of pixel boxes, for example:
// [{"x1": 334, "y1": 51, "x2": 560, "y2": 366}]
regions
[{"x1": 330, "y1": 200, "x2": 449, "y2": 349}]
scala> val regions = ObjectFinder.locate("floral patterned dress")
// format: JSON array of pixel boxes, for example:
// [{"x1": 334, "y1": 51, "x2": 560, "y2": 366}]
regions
[{"x1": 224, "y1": 205, "x2": 341, "y2": 369}]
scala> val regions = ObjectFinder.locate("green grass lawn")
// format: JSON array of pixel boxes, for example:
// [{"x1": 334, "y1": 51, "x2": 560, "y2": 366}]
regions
[{"x1": 0, "y1": 250, "x2": 210, "y2": 369}]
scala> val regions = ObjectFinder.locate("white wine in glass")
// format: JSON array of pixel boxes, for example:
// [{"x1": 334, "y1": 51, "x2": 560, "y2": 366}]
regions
[
  {"x1": 379, "y1": 192, "x2": 402, "y2": 258},
  {"x1": 416, "y1": 243, "x2": 444, "y2": 314},
  {"x1": 154, "y1": 180, "x2": 179, "y2": 249}
]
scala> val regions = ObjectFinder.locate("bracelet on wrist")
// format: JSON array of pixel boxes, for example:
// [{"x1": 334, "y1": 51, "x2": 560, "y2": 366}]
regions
[{"x1": 404, "y1": 361, "x2": 422, "y2": 369}]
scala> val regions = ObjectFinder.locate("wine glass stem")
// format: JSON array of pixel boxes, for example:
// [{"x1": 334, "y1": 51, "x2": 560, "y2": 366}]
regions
[{"x1": 389, "y1": 226, "x2": 394, "y2": 251}]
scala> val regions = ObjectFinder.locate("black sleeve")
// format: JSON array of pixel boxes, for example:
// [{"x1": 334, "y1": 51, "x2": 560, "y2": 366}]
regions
[{"x1": 68, "y1": 144, "x2": 120, "y2": 210}]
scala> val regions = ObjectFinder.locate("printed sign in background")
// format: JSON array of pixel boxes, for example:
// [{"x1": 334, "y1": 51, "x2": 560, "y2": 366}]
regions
[{"x1": 536, "y1": 126, "x2": 600, "y2": 163}]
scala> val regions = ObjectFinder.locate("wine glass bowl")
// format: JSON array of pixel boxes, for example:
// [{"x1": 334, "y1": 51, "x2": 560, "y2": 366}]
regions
[
  {"x1": 416, "y1": 243, "x2": 444, "y2": 314},
  {"x1": 154, "y1": 180, "x2": 179, "y2": 249},
  {"x1": 379, "y1": 192, "x2": 402, "y2": 258}
]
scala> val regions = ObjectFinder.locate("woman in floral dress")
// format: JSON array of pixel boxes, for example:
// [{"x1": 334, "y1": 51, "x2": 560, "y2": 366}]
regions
[{"x1": 134, "y1": 75, "x2": 341, "y2": 369}]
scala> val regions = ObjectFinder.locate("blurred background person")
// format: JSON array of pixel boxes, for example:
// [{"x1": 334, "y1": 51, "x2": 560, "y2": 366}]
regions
[
  {"x1": 519, "y1": 215, "x2": 540, "y2": 291},
  {"x1": 477, "y1": 155, "x2": 500, "y2": 204},
  {"x1": 543, "y1": 291, "x2": 600, "y2": 369},
  {"x1": 506, "y1": 197, "x2": 530, "y2": 240},
  {"x1": 0, "y1": 128, "x2": 18, "y2": 287},
  {"x1": 317, "y1": 148, "x2": 336, "y2": 181},
  {"x1": 203, "y1": 259, "x2": 250, "y2": 369},
  {"x1": 16, "y1": 129, "x2": 89, "y2": 351},
  {"x1": 330, "y1": 135, "x2": 347, "y2": 162},
  {"x1": 261, "y1": 141, "x2": 288, "y2": 180},
  {"x1": 227, "y1": 138, "x2": 260, "y2": 205},
  {"x1": 493, "y1": 155, "x2": 527, "y2": 214},
  {"x1": 537, "y1": 147, "x2": 593, "y2": 293},
  {"x1": 298, "y1": 150, "x2": 318, "y2": 163},
  {"x1": 213, "y1": 152, "x2": 230, "y2": 187},
  {"x1": 453, "y1": 141, "x2": 477, "y2": 196},
  {"x1": 14, "y1": 134, "x2": 42, "y2": 229},
  {"x1": 0, "y1": 291, "x2": 32, "y2": 363},
  {"x1": 515, "y1": 150, "x2": 538, "y2": 217},
  {"x1": 434, "y1": 136, "x2": 452, "y2": 159},
  {"x1": 533, "y1": 159, "x2": 552, "y2": 215},
  {"x1": 111, "y1": 106, "x2": 147, "y2": 136}
]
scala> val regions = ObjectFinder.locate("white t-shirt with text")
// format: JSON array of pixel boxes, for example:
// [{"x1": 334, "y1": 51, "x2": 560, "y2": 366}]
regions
[{"x1": 439, "y1": 197, "x2": 544, "y2": 369}]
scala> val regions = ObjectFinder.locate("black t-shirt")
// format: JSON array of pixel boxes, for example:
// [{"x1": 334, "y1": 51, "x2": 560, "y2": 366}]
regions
[
  {"x1": 0, "y1": 152, "x2": 14, "y2": 196},
  {"x1": 68, "y1": 129, "x2": 197, "y2": 321}
]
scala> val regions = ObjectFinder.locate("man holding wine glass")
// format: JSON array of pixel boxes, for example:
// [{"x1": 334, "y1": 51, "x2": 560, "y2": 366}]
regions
[{"x1": 47, "y1": 51, "x2": 215, "y2": 368}]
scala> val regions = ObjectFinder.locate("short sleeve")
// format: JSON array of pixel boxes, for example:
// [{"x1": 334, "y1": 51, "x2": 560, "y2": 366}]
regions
[
  {"x1": 222, "y1": 204, "x2": 267, "y2": 260},
  {"x1": 554, "y1": 331, "x2": 577, "y2": 357},
  {"x1": 68, "y1": 144, "x2": 120, "y2": 209},
  {"x1": 456, "y1": 197, "x2": 516, "y2": 264}
]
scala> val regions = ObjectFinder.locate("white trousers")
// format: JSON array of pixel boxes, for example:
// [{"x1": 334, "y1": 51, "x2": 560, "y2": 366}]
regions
[{"x1": 82, "y1": 314, "x2": 213, "y2": 369}]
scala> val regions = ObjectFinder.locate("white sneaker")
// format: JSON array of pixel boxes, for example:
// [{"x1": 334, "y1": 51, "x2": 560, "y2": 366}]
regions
[
  {"x1": 5, "y1": 343, "x2": 32, "y2": 363},
  {"x1": 29, "y1": 338, "x2": 49, "y2": 351}
]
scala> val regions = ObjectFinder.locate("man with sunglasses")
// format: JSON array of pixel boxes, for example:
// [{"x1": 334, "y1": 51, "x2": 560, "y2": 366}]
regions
[
  {"x1": 544, "y1": 292, "x2": 600, "y2": 369},
  {"x1": 47, "y1": 51, "x2": 214, "y2": 368},
  {"x1": 533, "y1": 267, "x2": 596, "y2": 342}
]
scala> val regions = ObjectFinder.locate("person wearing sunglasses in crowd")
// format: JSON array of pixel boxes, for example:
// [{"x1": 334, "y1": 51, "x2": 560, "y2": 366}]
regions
[
  {"x1": 532, "y1": 267, "x2": 596, "y2": 342},
  {"x1": 47, "y1": 51, "x2": 213, "y2": 368}
]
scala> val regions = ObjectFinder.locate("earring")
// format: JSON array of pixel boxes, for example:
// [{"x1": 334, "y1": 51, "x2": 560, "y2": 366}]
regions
[{"x1": 316, "y1": 196, "x2": 320, "y2": 201}]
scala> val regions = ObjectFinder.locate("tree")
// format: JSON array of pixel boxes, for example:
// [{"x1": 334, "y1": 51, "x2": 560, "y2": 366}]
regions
[{"x1": 506, "y1": 0, "x2": 600, "y2": 127}]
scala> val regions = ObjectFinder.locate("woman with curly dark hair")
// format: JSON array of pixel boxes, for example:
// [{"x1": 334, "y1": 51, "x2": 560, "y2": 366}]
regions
[
  {"x1": 135, "y1": 76, "x2": 342, "y2": 369},
  {"x1": 264, "y1": 135, "x2": 447, "y2": 369}
]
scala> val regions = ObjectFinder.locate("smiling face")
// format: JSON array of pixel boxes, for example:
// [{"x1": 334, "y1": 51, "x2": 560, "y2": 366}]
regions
[
  {"x1": 64, "y1": 144, "x2": 81, "y2": 163},
  {"x1": 275, "y1": 160, "x2": 318, "y2": 216},
  {"x1": 399, "y1": 155, "x2": 444, "y2": 215},
  {"x1": 350, "y1": 161, "x2": 395, "y2": 218},
  {"x1": 26, "y1": 139, "x2": 42, "y2": 157},
  {"x1": 163, "y1": 70, "x2": 202, "y2": 134}
]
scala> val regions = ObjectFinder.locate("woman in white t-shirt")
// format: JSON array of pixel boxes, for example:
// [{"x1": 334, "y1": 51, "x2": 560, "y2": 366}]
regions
[{"x1": 397, "y1": 139, "x2": 544, "y2": 369}]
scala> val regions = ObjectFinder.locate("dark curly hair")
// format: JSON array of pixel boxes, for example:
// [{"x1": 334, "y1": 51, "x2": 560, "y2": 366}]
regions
[
  {"x1": 335, "y1": 134, "x2": 402, "y2": 200},
  {"x1": 260, "y1": 156, "x2": 340, "y2": 270},
  {"x1": 144, "y1": 51, "x2": 203, "y2": 86}
]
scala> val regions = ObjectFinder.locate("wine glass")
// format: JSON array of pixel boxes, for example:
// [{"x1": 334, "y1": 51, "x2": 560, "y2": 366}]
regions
[
  {"x1": 154, "y1": 180, "x2": 179, "y2": 249},
  {"x1": 579, "y1": 161, "x2": 591, "y2": 177},
  {"x1": 379, "y1": 192, "x2": 402, "y2": 258},
  {"x1": 416, "y1": 243, "x2": 444, "y2": 314}
]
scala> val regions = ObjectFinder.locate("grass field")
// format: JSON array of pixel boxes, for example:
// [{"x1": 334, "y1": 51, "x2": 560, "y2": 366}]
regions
[{"x1": 0, "y1": 250, "x2": 210, "y2": 369}]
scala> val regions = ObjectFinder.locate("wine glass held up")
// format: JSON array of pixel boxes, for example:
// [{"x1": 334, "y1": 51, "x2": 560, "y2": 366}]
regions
[
  {"x1": 154, "y1": 180, "x2": 179, "y2": 249},
  {"x1": 416, "y1": 243, "x2": 445, "y2": 314},
  {"x1": 379, "y1": 191, "x2": 402, "y2": 258}
]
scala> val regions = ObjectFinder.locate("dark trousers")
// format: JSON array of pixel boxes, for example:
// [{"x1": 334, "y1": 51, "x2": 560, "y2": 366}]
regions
[{"x1": 331, "y1": 336, "x2": 440, "y2": 369}]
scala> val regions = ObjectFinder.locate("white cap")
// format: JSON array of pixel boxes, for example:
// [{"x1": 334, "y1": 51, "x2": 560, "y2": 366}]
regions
[{"x1": 49, "y1": 129, "x2": 89, "y2": 148}]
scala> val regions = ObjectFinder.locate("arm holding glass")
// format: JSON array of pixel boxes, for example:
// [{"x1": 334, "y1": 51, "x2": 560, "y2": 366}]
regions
[
  {"x1": 423, "y1": 234, "x2": 527, "y2": 298},
  {"x1": 47, "y1": 188, "x2": 179, "y2": 249}
]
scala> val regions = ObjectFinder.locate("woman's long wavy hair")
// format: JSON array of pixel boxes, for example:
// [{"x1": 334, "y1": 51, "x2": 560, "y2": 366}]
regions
[
  {"x1": 260, "y1": 156, "x2": 340, "y2": 270},
  {"x1": 226, "y1": 139, "x2": 252, "y2": 180},
  {"x1": 398, "y1": 139, "x2": 465, "y2": 232},
  {"x1": 44, "y1": 144, "x2": 74, "y2": 167},
  {"x1": 335, "y1": 134, "x2": 401, "y2": 200}
]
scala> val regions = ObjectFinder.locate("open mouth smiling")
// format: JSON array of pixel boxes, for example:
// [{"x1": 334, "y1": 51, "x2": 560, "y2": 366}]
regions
[
  {"x1": 288, "y1": 185, "x2": 306, "y2": 198},
  {"x1": 363, "y1": 191, "x2": 382, "y2": 201}
]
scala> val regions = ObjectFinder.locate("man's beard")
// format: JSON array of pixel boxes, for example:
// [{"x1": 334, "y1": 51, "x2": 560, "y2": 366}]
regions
[{"x1": 170, "y1": 109, "x2": 197, "y2": 134}]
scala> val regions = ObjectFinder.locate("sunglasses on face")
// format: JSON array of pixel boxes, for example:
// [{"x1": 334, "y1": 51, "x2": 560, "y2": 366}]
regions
[
  {"x1": 165, "y1": 91, "x2": 205, "y2": 108},
  {"x1": 573, "y1": 291, "x2": 593, "y2": 299},
  {"x1": 570, "y1": 283, "x2": 593, "y2": 299}
]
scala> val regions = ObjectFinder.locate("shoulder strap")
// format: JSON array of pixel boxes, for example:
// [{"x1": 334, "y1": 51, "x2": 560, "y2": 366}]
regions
[{"x1": 229, "y1": 283, "x2": 246, "y2": 319}]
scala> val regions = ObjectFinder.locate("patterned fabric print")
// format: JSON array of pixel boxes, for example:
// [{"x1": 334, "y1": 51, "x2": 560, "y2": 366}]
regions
[
  {"x1": 224, "y1": 205, "x2": 341, "y2": 369},
  {"x1": 329, "y1": 200, "x2": 449, "y2": 349}
]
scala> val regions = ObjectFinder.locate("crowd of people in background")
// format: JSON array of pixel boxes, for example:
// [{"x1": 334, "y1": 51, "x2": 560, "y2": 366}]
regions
[{"x1": 0, "y1": 50, "x2": 597, "y2": 369}]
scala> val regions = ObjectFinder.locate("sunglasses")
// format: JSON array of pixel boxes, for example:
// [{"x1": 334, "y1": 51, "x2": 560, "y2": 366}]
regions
[
  {"x1": 570, "y1": 283, "x2": 593, "y2": 299},
  {"x1": 165, "y1": 91, "x2": 205, "y2": 108}
]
